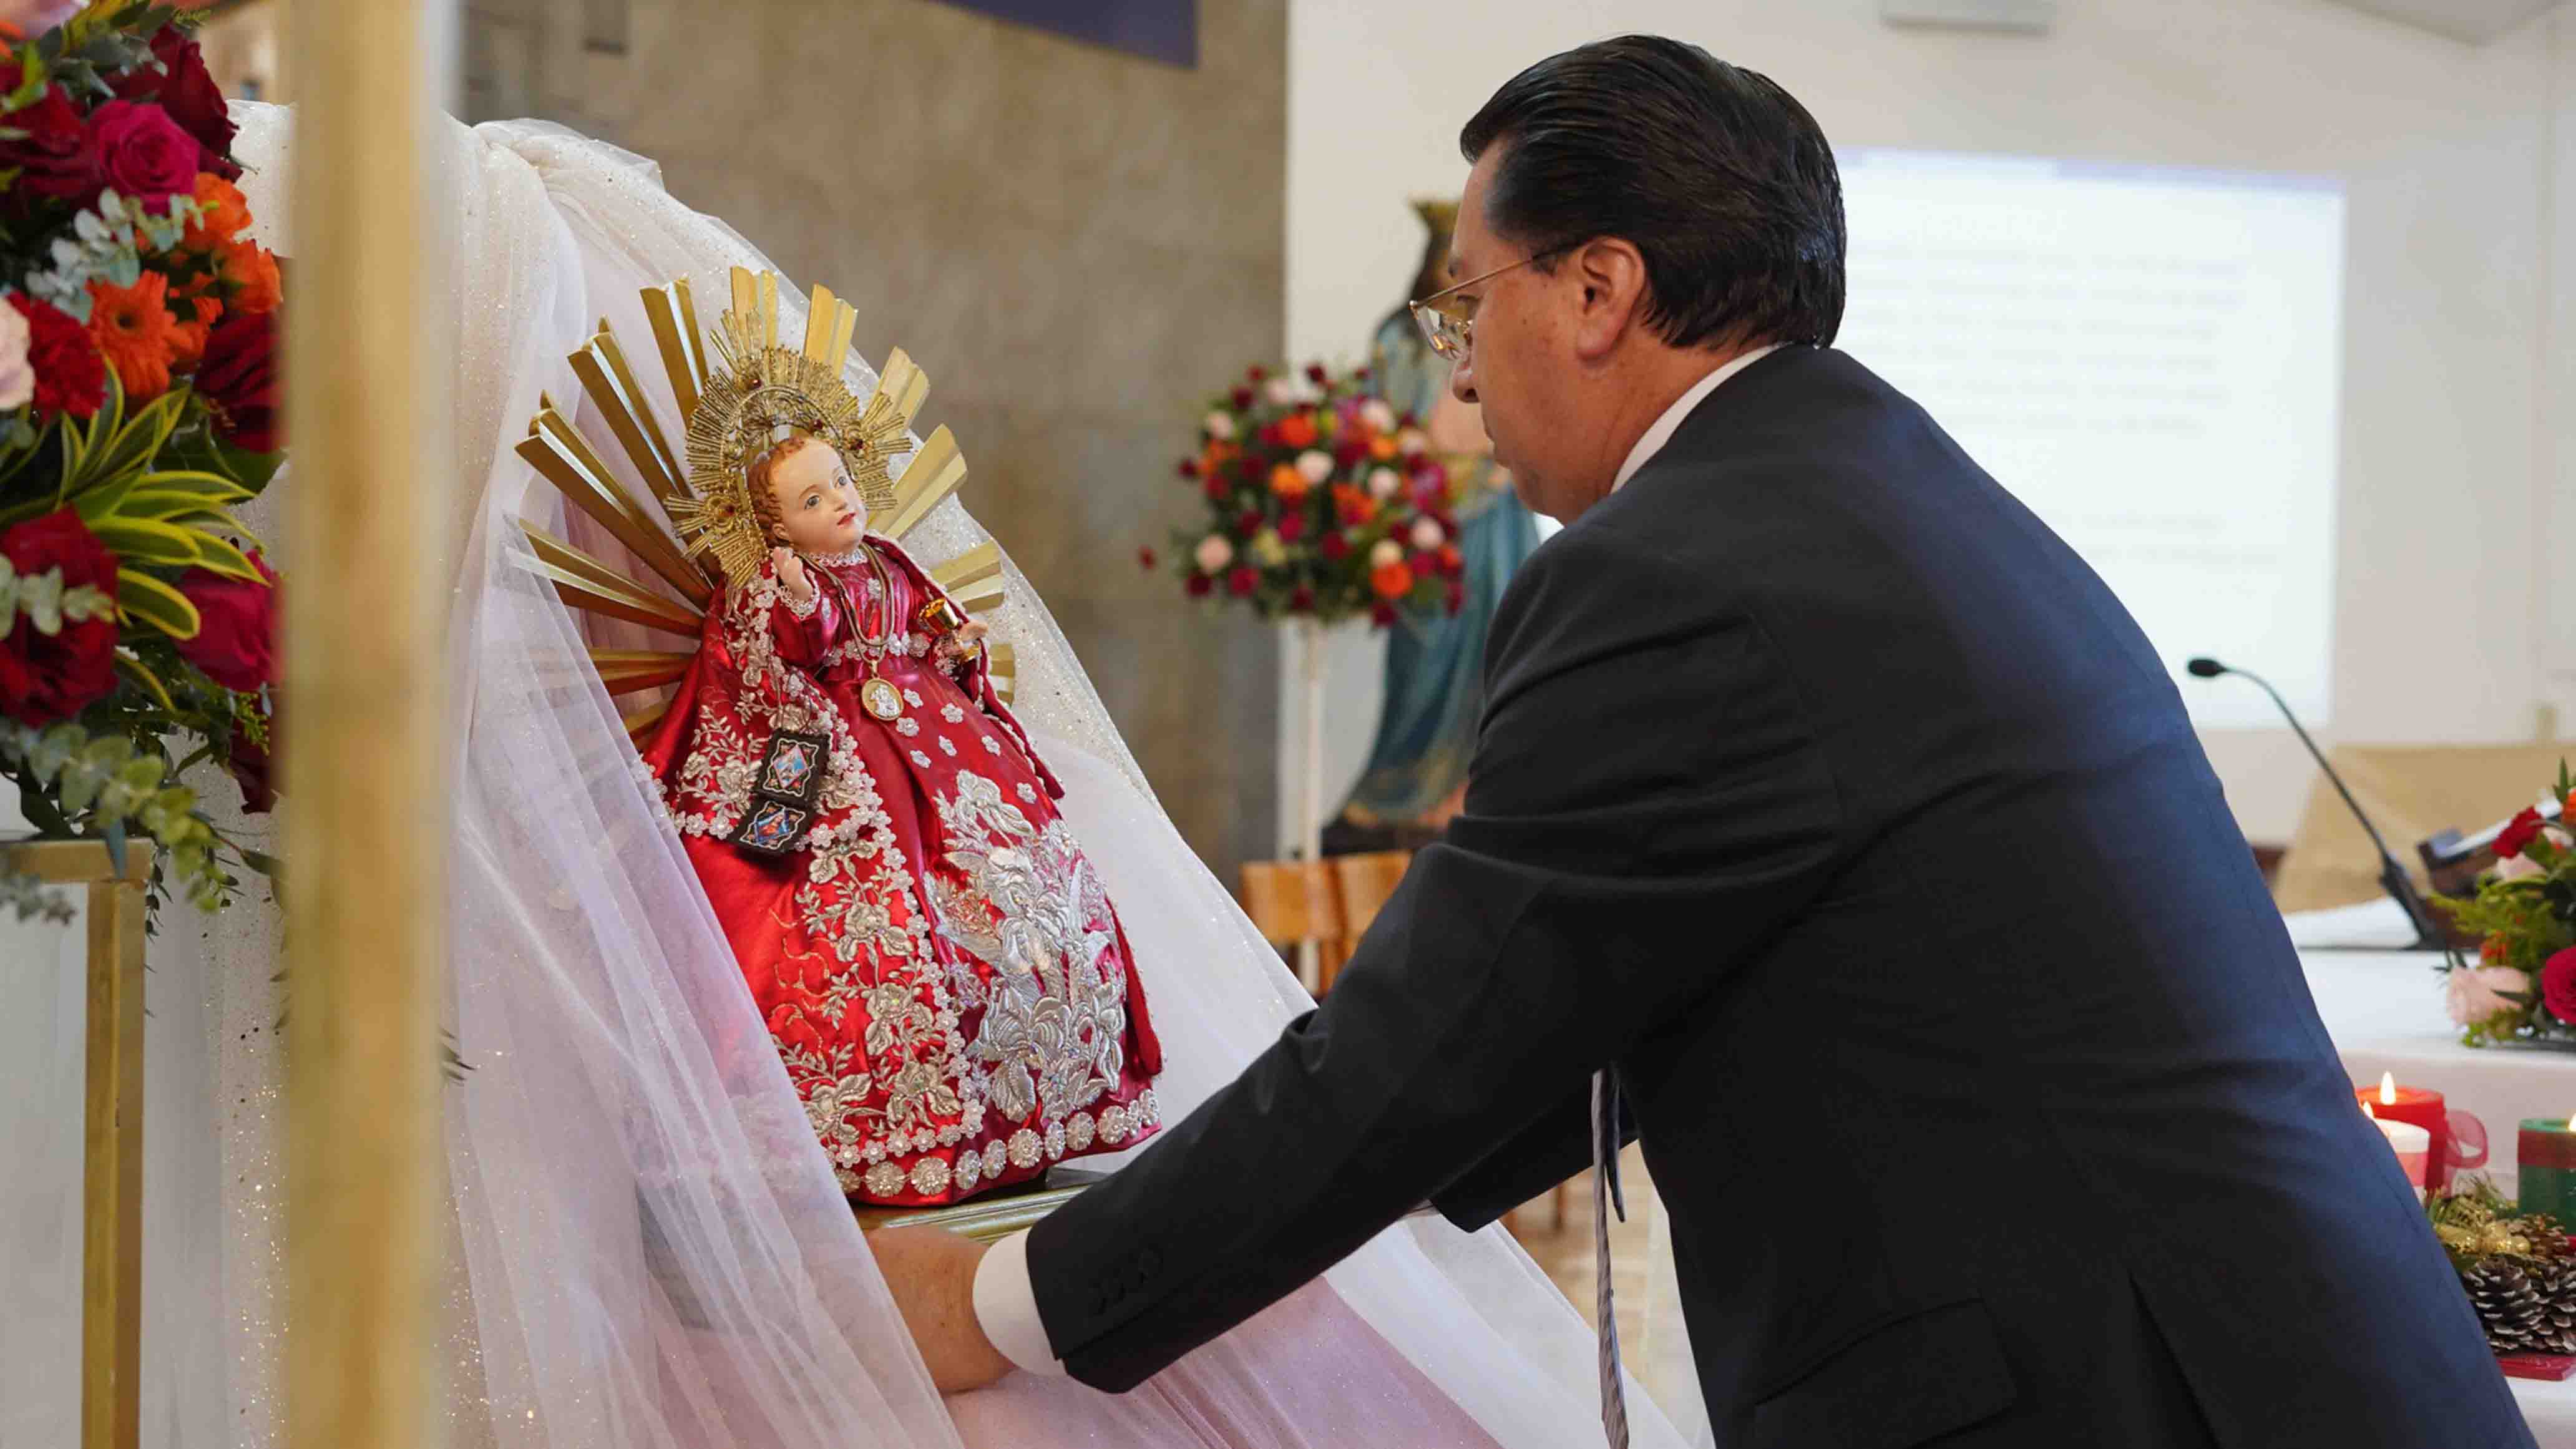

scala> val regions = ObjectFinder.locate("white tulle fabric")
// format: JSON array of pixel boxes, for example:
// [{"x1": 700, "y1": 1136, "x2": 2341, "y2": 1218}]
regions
[{"x1": 144, "y1": 102, "x2": 1686, "y2": 1449}]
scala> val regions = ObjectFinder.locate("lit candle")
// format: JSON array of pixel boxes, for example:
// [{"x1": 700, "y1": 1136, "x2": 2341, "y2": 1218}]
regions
[
  {"x1": 2364, "y1": 1103, "x2": 2431, "y2": 1198},
  {"x1": 2520, "y1": 1113, "x2": 2576, "y2": 1224},
  {"x1": 2355, "y1": 1073, "x2": 2451, "y2": 1189}
]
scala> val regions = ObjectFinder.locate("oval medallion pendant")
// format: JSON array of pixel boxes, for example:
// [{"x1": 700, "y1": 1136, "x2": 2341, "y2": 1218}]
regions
[{"x1": 861, "y1": 676, "x2": 905, "y2": 723}]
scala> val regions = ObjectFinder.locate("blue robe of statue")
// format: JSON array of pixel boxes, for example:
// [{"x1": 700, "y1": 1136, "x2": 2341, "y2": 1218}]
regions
[{"x1": 1338, "y1": 311, "x2": 1539, "y2": 828}]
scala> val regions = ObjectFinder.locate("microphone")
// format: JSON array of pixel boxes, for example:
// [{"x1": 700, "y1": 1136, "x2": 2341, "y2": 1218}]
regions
[{"x1": 2188, "y1": 656, "x2": 2449, "y2": 952}]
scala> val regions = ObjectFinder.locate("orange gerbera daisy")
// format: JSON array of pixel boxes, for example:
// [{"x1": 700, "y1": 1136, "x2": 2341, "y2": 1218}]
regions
[
  {"x1": 170, "y1": 293, "x2": 222, "y2": 366},
  {"x1": 183, "y1": 173, "x2": 253, "y2": 252},
  {"x1": 87, "y1": 271, "x2": 183, "y2": 400},
  {"x1": 217, "y1": 240, "x2": 281, "y2": 316}
]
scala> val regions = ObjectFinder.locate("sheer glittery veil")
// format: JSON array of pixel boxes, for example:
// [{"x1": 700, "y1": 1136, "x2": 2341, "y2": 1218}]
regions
[{"x1": 206, "y1": 104, "x2": 1682, "y2": 1449}]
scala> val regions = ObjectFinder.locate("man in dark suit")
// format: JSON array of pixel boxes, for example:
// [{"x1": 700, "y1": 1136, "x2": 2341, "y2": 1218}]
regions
[{"x1": 873, "y1": 36, "x2": 2531, "y2": 1447}]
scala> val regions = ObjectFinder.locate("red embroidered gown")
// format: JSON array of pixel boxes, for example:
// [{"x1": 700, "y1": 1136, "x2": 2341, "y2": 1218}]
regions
[{"x1": 642, "y1": 539, "x2": 1162, "y2": 1206}]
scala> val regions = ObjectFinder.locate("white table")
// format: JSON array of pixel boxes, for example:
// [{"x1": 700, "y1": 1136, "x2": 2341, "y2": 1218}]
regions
[{"x1": 2295, "y1": 909, "x2": 2576, "y2": 1441}]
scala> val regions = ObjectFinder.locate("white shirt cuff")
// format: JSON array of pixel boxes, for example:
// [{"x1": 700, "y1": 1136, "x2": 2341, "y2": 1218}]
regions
[{"x1": 970, "y1": 1229, "x2": 1066, "y2": 1377}]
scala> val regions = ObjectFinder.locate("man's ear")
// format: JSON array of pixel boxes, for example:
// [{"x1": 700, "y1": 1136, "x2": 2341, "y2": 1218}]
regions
[{"x1": 1569, "y1": 237, "x2": 1649, "y2": 363}]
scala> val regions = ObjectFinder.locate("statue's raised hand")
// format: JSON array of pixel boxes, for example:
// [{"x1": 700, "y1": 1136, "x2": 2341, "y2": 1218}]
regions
[{"x1": 771, "y1": 547, "x2": 814, "y2": 603}]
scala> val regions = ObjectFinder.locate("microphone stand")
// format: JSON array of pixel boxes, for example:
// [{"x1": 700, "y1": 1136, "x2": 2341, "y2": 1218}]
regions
[{"x1": 2195, "y1": 660, "x2": 2454, "y2": 956}]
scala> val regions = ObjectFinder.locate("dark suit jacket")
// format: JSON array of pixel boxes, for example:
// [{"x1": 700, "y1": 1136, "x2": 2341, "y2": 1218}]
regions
[{"x1": 1025, "y1": 346, "x2": 2531, "y2": 1448}]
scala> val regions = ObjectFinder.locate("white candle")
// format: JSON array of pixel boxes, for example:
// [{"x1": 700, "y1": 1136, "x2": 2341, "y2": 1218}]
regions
[{"x1": 2369, "y1": 1108, "x2": 2432, "y2": 1197}]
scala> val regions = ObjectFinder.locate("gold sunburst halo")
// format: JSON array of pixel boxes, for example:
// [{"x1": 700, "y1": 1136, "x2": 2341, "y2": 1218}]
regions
[{"x1": 665, "y1": 270, "x2": 927, "y2": 587}]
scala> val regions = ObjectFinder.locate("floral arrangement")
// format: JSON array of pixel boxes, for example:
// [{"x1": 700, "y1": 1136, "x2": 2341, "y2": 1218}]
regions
[
  {"x1": 0, "y1": 1, "x2": 284, "y2": 922},
  {"x1": 1151, "y1": 361, "x2": 1464, "y2": 627},
  {"x1": 2435, "y1": 766, "x2": 2576, "y2": 1048}
]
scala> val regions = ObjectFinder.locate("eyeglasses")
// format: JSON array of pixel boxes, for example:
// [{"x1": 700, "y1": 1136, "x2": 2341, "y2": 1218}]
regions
[{"x1": 1407, "y1": 242, "x2": 1579, "y2": 361}]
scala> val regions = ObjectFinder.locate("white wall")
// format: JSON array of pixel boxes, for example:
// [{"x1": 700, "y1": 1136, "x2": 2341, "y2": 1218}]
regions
[{"x1": 1285, "y1": 0, "x2": 2569, "y2": 849}]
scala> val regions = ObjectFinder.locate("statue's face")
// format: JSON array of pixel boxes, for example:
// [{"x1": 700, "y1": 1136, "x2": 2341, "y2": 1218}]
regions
[{"x1": 766, "y1": 439, "x2": 862, "y2": 554}]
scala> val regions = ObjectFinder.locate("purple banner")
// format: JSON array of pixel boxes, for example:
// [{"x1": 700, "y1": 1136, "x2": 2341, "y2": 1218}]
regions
[{"x1": 930, "y1": 0, "x2": 1196, "y2": 69}]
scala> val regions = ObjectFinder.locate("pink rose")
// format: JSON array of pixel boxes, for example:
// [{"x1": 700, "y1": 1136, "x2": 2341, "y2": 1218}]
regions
[
  {"x1": 0, "y1": 0, "x2": 84, "y2": 40},
  {"x1": 0, "y1": 300, "x2": 33, "y2": 412},
  {"x1": 2446, "y1": 965, "x2": 2530, "y2": 1029}
]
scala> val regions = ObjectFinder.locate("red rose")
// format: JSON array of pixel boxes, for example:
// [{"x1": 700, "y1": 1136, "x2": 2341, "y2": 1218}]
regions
[
  {"x1": 1136, "y1": 545, "x2": 1157, "y2": 572},
  {"x1": 1288, "y1": 584, "x2": 1315, "y2": 612},
  {"x1": 1276, "y1": 512, "x2": 1305, "y2": 542},
  {"x1": 2499, "y1": 806, "x2": 2547, "y2": 860},
  {"x1": 1234, "y1": 456, "x2": 1261, "y2": 484},
  {"x1": 12, "y1": 294, "x2": 104, "y2": 420},
  {"x1": 1305, "y1": 364, "x2": 1328, "y2": 386},
  {"x1": 1319, "y1": 532, "x2": 1350, "y2": 562},
  {"x1": 2545, "y1": 947, "x2": 2576, "y2": 1025},
  {"x1": 1444, "y1": 582, "x2": 1465, "y2": 615},
  {"x1": 1200, "y1": 476, "x2": 1228, "y2": 502},
  {"x1": 226, "y1": 693, "x2": 275, "y2": 814},
  {"x1": 193, "y1": 310, "x2": 277, "y2": 451},
  {"x1": 0, "y1": 84, "x2": 99, "y2": 203},
  {"x1": 1257, "y1": 421, "x2": 1282, "y2": 448},
  {"x1": 1370, "y1": 602, "x2": 1398, "y2": 627},
  {"x1": 1177, "y1": 456, "x2": 1199, "y2": 478},
  {"x1": 111, "y1": 27, "x2": 240, "y2": 180},
  {"x1": 1184, "y1": 572, "x2": 1212, "y2": 598},
  {"x1": 0, "y1": 509, "x2": 119, "y2": 724},
  {"x1": 89, "y1": 100, "x2": 199, "y2": 207},
  {"x1": 1246, "y1": 366, "x2": 1267, "y2": 383},
  {"x1": 1226, "y1": 565, "x2": 1257, "y2": 598},
  {"x1": 1232, "y1": 510, "x2": 1262, "y2": 539},
  {"x1": 172, "y1": 549, "x2": 278, "y2": 692},
  {"x1": 1438, "y1": 542, "x2": 1464, "y2": 576},
  {"x1": 1334, "y1": 440, "x2": 1368, "y2": 469},
  {"x1": 1229, "y1": 386, "x2": 1254, "y2": 410}
]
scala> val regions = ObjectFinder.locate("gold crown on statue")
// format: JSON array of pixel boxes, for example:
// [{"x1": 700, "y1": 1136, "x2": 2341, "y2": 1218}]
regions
[{"x1": 666, "y1": 269, "x2": 929, "y2": 586}]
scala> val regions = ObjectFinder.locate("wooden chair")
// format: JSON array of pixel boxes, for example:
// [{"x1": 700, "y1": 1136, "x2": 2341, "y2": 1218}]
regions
[
  {"x1": 1325, "y1": 851, "x2": 1412, "y2": 994},
  {"x1": 1237, "y1": 859, "x2": 1346, "y2": 992}
]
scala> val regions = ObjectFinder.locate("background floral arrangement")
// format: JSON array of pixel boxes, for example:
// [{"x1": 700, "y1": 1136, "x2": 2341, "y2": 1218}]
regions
[
  {"x1": 1150, "y1": 361, "x2": 1465, "y2": 628},
  {"x1": 0, "y1": 0, "x2": 284, "y2": 922},
  {"x1": 2436, "y1": 765, "x2": 2576, "y2": 1047}
]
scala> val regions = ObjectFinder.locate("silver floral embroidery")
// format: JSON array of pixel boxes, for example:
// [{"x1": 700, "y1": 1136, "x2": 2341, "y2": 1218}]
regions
[
  {"x1": 1016, "y1": 783, "x2": 1038, "y2": 804},
  {"x1": 910, "y1": 749, "x2": 933, "y2": 768},
  {"x1": 1008, "y1": 1129, "x2": 1042, "y2": 1169},
  {"x1": 929, "y1": 771, "x2": 1131, "y2": 1128},
  {"x1": 1067, "y1": 1112, "x2": 1095, "y2": 1151},
  {"x1": 938, "y1": 736, "x2": 958, "y2": 757},
  {"x1": 904, "y1": 688, "x2": 924, "y2": 708},
  {"x1": 980, "y1": 735, "x2": 1001, "y2": 754},
  {"x1": 895, "y1": 717, "x2": 920, "y2": 737},
  {"x1": 942, "y1": 703, "x2": 966, "y2": 724}
]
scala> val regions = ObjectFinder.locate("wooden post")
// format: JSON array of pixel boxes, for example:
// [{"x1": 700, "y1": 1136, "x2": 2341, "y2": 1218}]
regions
[
  {"x1": 1, "y1": 839, "x2": 151, "y2": 1449},
  {"x1": 282, "y1": 2, "x2": 447, "y2": 1449}
]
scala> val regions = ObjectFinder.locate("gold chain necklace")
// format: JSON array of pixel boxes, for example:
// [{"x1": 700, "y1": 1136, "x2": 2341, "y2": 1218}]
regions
[{"x1": 816, "y1": 542, "x2": 908, "y2": 723}]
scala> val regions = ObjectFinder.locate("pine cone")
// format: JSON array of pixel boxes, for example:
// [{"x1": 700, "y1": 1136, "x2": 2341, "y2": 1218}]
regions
[
  {"x1": 2464, "y1": 1261, "x2": 2552, "y2": 1354},
  {"x1": 2532, "y1": 1261, "x2": 2576, "y2": 1354}
]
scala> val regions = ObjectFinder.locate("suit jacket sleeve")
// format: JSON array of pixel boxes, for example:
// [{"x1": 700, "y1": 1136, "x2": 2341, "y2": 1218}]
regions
[{"x1": 1023, "y1": 519, "x2": 1846, "y2": 1392}]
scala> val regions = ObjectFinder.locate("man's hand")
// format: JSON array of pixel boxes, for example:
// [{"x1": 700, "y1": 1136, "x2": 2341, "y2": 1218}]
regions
[{"x1": 866, "y1": 1226, "x2": 1014, "y2": 1393}]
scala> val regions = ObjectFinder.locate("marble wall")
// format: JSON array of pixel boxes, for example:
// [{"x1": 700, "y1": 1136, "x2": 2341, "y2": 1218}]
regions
[{"x1": 461, "y1": 0, "x2": 1286, "y2": 871}]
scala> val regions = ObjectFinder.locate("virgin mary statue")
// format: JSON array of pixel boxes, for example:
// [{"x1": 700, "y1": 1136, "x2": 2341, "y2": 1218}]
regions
[{"x1": 64, "y1": 102, "x2": 1687, "y2": 1449}]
